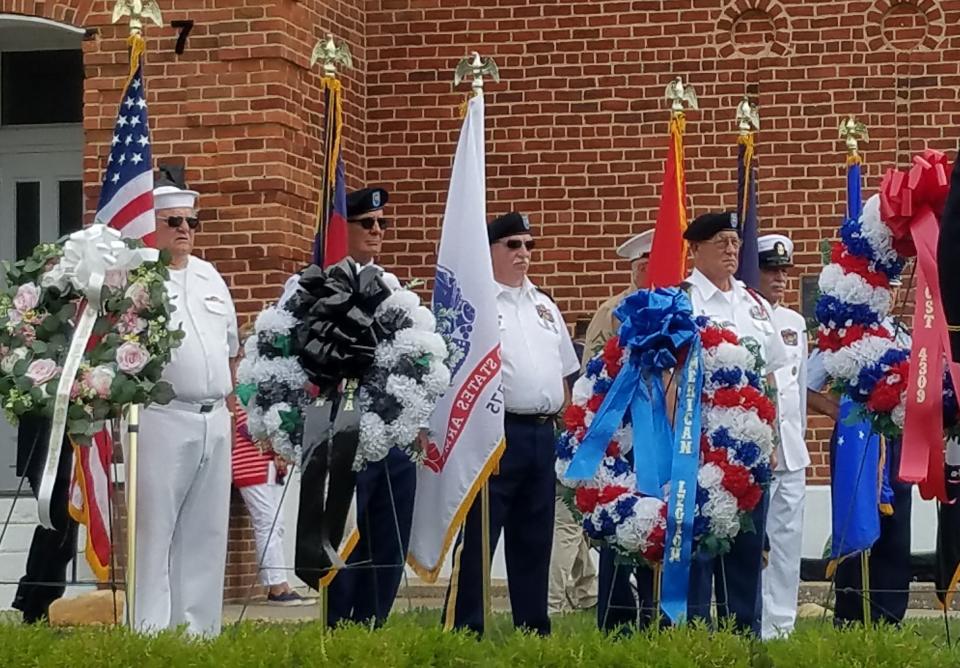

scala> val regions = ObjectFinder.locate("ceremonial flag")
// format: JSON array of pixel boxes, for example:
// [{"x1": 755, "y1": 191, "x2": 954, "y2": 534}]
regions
[
  {"x1": 827, "y1": 397, "x2": 881, "y2": 569},
  {"x1": 646, "y1": 114, "x2": 689, "y2": 288},
  {"x1": 313, "y1": 79, "x2": 348, "y2": 267},
  {"x1": 735, "y1": 132, "x2": 760, "y2": 290},
  {"x1": 74, "y1": 36, "x2": 157, "y2": 581},
  {"x1": 408, "y1": 93, "x2": 505, "y2": 580}
]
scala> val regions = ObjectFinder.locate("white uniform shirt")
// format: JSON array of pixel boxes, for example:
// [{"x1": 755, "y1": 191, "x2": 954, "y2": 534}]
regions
[
  {"x1": 770, "y1": 304, "x2": 810, "y2": 472},
  {"x1": 685, "y1": 269, "x2": 788, "y2": 376},
  {"x1": 498, "y1": 278, "x2": 579, "y2": 415},
  {"x1": 163, "y1": 256, "x2": 239, "y2": 403}
]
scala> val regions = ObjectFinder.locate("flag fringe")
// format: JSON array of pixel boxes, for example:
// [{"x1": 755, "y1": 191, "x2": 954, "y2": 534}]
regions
[
  {"x1": 406, "y1": 437, "x2": 506, "y2": 583},
  {"x1": 737, "y1": 132, "x2": 755, "y2": 223},
  {"x1": 68, "y1": 441, "x2": 111, "y2": 582},
  {"x1": 670, "y1": 113, "x2": 688, "y2": 278}
]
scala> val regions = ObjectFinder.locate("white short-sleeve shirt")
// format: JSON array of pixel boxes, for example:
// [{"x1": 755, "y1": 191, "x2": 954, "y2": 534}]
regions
[
  {"x1": 498, "y1": 278, "x2": 579, "y2": 415},
  {"x1": 162, "y1": 256, "x2": 239, "y2": 403},
  {"x1": 770, "y1": 304, "x2": 810, "y2": 472},
  {"x1": 685, "y1": 269, "x2": 788, "y2": 376}
]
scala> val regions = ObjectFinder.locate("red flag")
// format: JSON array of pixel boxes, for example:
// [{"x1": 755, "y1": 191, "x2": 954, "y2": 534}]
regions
[{"x1": 647, "y1": 115, "x2": 689, "y2": 288}]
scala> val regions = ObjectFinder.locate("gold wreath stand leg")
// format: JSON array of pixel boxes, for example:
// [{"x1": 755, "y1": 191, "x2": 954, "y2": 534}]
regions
[
  {"x1": 652, "y1": 563, "x2": 662, "y2": 629},
  {"x1": 125, "y1": 404, "x2": 140, "y2": 630},
  {"x1": 861, "y1": 550, "x2": 871, "y2": 624},
  {"x1": 481, "y1": 482, "x2": 492, "y2": 631}
]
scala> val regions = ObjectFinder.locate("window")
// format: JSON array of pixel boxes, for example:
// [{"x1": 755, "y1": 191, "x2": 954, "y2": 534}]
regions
[
  {"x1": 1, "y1": 49, "x2": 83, "y2": 126},
  {"x1": 15, "y1": 180, "x2": 39, "y2": 260}
]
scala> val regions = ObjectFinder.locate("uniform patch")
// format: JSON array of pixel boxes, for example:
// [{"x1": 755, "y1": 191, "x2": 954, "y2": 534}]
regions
[
  {"x1": 781, "y1": 328, "x2": 799, "y2": 346},
  {"x1": 749, "y1": 304, "x2": 769, "y2": 322},
  {"x1": 536, "y1": 303, "x2": 555, "y2": 324}
]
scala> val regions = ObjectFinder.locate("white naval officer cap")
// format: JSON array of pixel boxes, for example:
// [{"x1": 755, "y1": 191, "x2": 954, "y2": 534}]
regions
[
  {"x1": 757, "y1": 233, "x2": 794, "y2": 268},
  {"x1": 616, "y1": 229, "x2": 654, "y2": 261},
  {"x1": 153, "y1": 185, "x2": 199, "y2": 211}
]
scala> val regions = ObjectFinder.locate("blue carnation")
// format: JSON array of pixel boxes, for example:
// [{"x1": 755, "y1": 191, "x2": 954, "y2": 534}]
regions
[
  {"x1": 586, "y1": 357, "x2": 604, "y2": 378},
  {"x1": 615, "y1": 495, "x2": 638, "y2": 519},
  {"x1": 839, "y1": 217, "x2": 875, "y2": 261},
  {"x1": 593, "y1": 377, "x2": 612, "y2": 395},
  {"x1": 555, "y1": 432, "x2": 574, "y2": 460},
  {"x1": 745, "y1": 371, "x2": 761, "y2": 388},
  {"x1": 752, "y1": 463, "x2": 772, "y2": 485},
  {"x1": 694, "y1": 513, "x2": 710, "y2": 539},
  {"x1": 606, "y1": 457, "x2": 631, "y2": 477},
  {"x1": 593, "y1": 509, "x2": 617, "y2": 538},
  {"x1": 710, "y1": 368, "x2": 743, "y2": 386},
  {"x1": 816, "y1": 294, "x2": 880, "y2": 329}
]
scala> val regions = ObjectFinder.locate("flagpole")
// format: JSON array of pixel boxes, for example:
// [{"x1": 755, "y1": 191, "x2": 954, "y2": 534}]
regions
[
  {"x1": 452, "y1": 51, "x2": 500, "y2": 632},
  {"x1": 840, "y1": 116, "x2": 871, "y2": 625},
  {"x1": 110, "y1": 0, "x2": 162, "y2": 631},
  {"x1": 310, "y1": 34, "x2": 352, "y2": 266}
]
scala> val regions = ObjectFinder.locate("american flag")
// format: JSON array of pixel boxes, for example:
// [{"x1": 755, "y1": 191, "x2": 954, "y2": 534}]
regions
[{"x1": 68, "y1": 55, "x2": 155, "y2": 582}]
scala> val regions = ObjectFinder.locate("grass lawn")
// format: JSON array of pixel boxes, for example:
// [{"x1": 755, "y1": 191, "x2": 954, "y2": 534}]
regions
[{"x1": 3, "y1": 608, "x2": 960, "y2": 666}]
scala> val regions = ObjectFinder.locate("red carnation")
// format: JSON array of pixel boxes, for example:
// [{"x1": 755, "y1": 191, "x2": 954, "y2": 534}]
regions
[
  {"x1": 564, "y1": 404, "x2": 587, "y2": 432},
  {"x1": 702, "y1": 446, "x2": 727, "y2": 466},
  {"x1": 739, "y1": 483, "x2": 763, "y2": 511},
  {"x1": 643, "y1": 525, "x2": 666, "y2": 561},
  {"x1": 598, "y1": 485, "x2": 629, "y2": 505},
  {"x1": 575, "y1": 487, "x2": 600, "y2": 514},
  {"x1": 587, "y1": 394, "x2": 604, "y2": 414},
  {"x1": 700, "y1": 327, "x2": 725, "y2": 349},
  {"x1": 866, "y1": 382, "x2": 903, "y2": 413},
  {"x1": 602, "y1": 337, "x2": 624, "y2": 377},
  {"x1": 720, "y1": 328, "x2": 739, "y2": 345},
  {"x1": 605, "y1": 441, "x2": 621, "y2": 458},
  {"x1": 721, "y1": 463, "x2": 752, "y2": 498}
]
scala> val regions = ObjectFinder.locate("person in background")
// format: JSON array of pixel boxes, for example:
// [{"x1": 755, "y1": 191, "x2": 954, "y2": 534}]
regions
[
  {"x1": 755, "y1": 234, "x2": 809, "y2": 639},
  {"x1": 232, "y1": 323, "x2": 306, "y2": 606}
]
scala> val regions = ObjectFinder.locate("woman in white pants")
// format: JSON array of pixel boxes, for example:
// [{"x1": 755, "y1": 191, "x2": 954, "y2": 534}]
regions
[{"x1": 233, "y1": 406, "x2": 305, "y2": 605}]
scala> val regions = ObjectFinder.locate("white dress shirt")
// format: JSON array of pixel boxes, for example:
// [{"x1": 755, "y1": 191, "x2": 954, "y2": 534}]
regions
[
  {"x1": 498, "y1": 278, "x2": 579, "y2": 415},
  {"x1": 685, "y1": 268, "x2": 788, "y2": 376},
  {"x1": 162, "y1": 256, "x2": 239, "y2": 403},
  {"x1": 770, "y1": 304, "x2": 810, "y2": 472}
]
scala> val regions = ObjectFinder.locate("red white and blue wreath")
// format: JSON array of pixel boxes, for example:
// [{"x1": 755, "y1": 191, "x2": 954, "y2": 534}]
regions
[
  {"x1": 555, "y1": 288, "x2": 776, "y2": 564},
  {"x1": 814, "y1": 152, "x2": 960, "y2": 445},
  {"x1": 235, "y1": 262, "x2": 450, "y2": 467}
]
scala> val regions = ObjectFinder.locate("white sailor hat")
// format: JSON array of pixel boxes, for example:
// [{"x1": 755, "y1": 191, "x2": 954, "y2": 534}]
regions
[
  {"x1": 758, "y1": 233, "x2": 794, "y2": 268},
  {"x1": 153, "y1": 185, "x2": 199, "y2": 211},
  {"x1": 616, "y1": 229, "x2": 654, "y2": 261}
]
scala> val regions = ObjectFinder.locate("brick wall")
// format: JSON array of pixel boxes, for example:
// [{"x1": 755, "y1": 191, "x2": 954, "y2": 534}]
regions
[{"x1": 5, "y1": 0, "x2": 960, "y2": 598}]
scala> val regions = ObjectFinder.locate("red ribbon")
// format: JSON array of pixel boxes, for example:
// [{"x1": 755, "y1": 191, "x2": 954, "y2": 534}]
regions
[{"x1": 880, "y1": 150, "x2": 960, "y2": 501}]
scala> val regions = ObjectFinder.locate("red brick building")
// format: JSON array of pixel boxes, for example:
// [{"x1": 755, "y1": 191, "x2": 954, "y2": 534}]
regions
[{"x1": 1, "y1": 0, "x2": 958, "y2": 599}]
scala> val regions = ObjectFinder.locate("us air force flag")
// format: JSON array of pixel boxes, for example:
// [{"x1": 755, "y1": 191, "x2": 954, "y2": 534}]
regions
[{"x1": 408, "y1": 93, "x2": 505, "y2": 580}]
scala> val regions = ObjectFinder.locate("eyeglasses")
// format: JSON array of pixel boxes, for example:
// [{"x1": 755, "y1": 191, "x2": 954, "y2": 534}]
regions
[
  {"x1": 164, "y1": 215, "x2": 200, "y2": 230},
  {"x1": 704, "y1": 237, "x2": 741, "y2": 250},
  {"x1": 349, "y1": 217, "x2": 390, "y2": 231},
  {"x1": 503, "y1": 239, "x2": 535, "y2": 251}
]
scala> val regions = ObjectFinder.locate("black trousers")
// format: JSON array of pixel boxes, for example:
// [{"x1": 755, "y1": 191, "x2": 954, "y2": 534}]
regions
[
  {"x1": 327, "y1": 448, "x2": 416, "y2": 627},
  {"x1": 442, "y1": 414, "x2": 556, "y2": 636},
  {"x1": 834, "y1": 438, "x2": 912, "y2": 625},
  {"x1": 11, "y1": 416, "x2": 78, "y2": 622},
  {"x1": 596, "y1": 545, "x2": 657, "y2": 632}
]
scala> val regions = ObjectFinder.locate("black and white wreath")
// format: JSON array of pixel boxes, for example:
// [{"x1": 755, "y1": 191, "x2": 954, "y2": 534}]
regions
[{"x1": 236, "y1": 259, "x2": 450, "y2": 469}]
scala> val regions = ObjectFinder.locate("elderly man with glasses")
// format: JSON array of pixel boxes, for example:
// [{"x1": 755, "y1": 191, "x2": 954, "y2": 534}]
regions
[
  {"x1": 442, "y1": 211, "x2": 579, "y2": 636},
  {"x1": 134, "y1": 170, "x2": 239, "y2": 636}
]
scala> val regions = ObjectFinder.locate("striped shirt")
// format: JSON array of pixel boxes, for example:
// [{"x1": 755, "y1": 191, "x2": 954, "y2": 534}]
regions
[{"x1": 231, "y1": 408, "x2": 272, "y2": 488}]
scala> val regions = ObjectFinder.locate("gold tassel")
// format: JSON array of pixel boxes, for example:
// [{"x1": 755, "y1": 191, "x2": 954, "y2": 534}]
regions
[
  {"x1": 456, "y1": 91, "x2": 475, "y2": 119},
  {"x1": 737, "y1": 132, "x2": 755, "y2": 223},
  {"x1": 670, "y1": 112, "x2": 688, "y2": 276},
  {"x1": 319, "y1": 77, "x2": 344, "y2": 189},
  {"x1": 847, "y1": 153, "x2": 863, "y2": 166}
]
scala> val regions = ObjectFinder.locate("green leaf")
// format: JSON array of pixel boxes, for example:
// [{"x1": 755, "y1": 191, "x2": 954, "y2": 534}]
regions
[
  {"x1": 67, "y1": 418, "x2": 90, "y2": 436},
  {"x1": 151, "y1": 381, "x2": 176, "y2": 405},
  {"x1": 278, "y1": 408, "x2": 301, "y2": 434},
  {"x1": 739, "y1": 512, "x2": 757, "y2": 535},
  {"x1": 68, "y1": 404, "x2": 87, "y2": 420},
  {"x1": 235, "y1": 383, "x2": 257, "y2": 405}
]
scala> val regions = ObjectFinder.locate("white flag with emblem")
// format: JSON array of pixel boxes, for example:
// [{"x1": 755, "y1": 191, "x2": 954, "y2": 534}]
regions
[{"x1": 408, "y1": 93, "x2": 505, "y2": 579}]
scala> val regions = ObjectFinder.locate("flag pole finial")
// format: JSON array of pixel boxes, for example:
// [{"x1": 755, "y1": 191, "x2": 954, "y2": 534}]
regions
[
  {"x1": 665, "y1": 77, "x2": 698, "y2": 116},
  {"x1": 112, "y1": 0, "x2": 162, "y2": 36},
  {"x1": 839, "y1": 116, "x2": 868, "y2": 159},
  {"x1": 736, "y1": 96, "x2": 759, "y2": 135},
  {"x1": 454, "y1": 52, "x2": 500, "y2": 94},
  {"x1": 311, "y1": 34, "x2": 353, "y2": 78}
]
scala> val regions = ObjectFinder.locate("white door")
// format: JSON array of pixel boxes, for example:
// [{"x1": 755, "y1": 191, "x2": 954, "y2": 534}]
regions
[{"x1": 0, "y1": 150, "x2": 83, "y2": 492}]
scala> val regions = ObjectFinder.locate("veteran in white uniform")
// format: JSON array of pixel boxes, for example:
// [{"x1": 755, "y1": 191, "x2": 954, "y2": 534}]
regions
[
  {"x1": 135, "y1": 180, "x2": 238, "y2": 636},
  {"x1": 754, "y1": 234, "x2": 809, "y2": 640},
  {"x1": 682, "y1": 211, "x2": 788, "y2": 637}
]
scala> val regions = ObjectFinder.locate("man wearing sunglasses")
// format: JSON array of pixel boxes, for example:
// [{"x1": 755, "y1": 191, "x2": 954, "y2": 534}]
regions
[
  {"x1": 325, "y1": 186, "x2": 420, "y2": 629},
  {"x1": 443, "y1": 211, "x2": 579, "y2": 636},
  {"x1": 683, "y1": 211, "x2": 787, "y2": 637},
  {"x1": 134, "y1": 173, "x2": 239, "y2": 636}
]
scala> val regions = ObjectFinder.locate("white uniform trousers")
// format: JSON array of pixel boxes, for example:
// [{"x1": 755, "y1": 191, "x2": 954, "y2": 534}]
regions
[
  {"x1": 548, "y1": 493, "x2": 598, "y2": 614},
  {"x1": 761, "y1": 467, "x2": 806, "y2": 640},
  {"x1": 238, "y1": 463, "x2": 288, "y2": 587},
  {"x1": 134, "y1": 404, "x2": 231, "y2": 637}
]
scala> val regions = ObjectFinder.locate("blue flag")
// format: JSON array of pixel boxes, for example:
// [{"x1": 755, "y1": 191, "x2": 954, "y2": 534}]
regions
[
  {"x1": 830, "y1": 396, "x2": 881, "y2": 562},
  {"x1": 735, "y1": 137, "x2": 760, "y2": 290}
]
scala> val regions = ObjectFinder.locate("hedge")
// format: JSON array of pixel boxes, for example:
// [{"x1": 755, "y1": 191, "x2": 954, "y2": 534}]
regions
[{"x1": 2, "y1": 611, "x2": 959, "y2": 667}]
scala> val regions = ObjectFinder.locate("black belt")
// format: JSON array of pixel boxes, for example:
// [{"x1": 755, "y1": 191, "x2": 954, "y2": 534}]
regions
[{"x1": 505, "y1": 412, "x2": 556, "y2": 425}]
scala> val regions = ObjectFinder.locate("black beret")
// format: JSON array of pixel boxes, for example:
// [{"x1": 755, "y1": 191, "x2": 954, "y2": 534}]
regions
[
  {"x1": 683, "y1": 211, "x2": 740, "y2": 242},
  {"x1": 346, "y1": 187, "x2": 389, "y2": 218},
  {"x1": 488, "y1": 212, "x2": 532, "y2": 244},
  {"x1": 155, "y1": 163, "x2": 187, "y2": 190}
]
